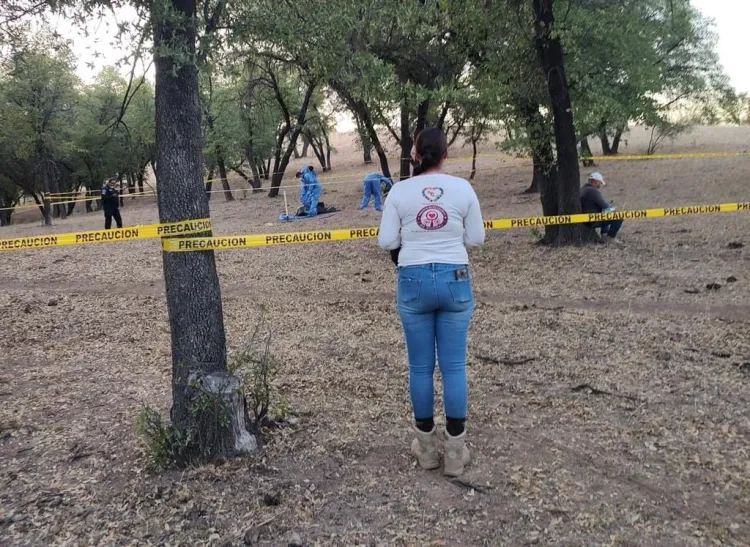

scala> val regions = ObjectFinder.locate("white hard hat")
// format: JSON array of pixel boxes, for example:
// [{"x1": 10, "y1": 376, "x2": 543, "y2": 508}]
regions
[{"x1": 588, "y1": 172, "x2": 606, "y2": 186}]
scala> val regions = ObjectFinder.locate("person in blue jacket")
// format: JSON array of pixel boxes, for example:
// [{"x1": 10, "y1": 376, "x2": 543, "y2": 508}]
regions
[
  {"x1": 296, "y1": 165, "x2": 322, "y2": 216},
  {"x1": 360, "y1": 172, "x2": 393, "y2": 212}
]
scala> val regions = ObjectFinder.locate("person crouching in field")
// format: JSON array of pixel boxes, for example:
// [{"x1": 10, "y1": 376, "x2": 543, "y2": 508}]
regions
[
  {"x1": 581, "y1": 172, "x2": 622, "y2": 243},
  {"x1": 360, "y1": 172, "x2": 393, "y2": 212},
  {"x1": 378, "y1": 128, "x2": 485, "y2": 477},
  {"x1": 296, "y1": 166, "x2": 322, "y2": 217},
  {"x1": 101, "y1": 179, "x2": 122, "y2": 230}
]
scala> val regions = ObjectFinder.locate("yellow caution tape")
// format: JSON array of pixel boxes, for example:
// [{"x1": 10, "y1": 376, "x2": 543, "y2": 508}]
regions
[
  {"x1": 162, "y1": 202, "x2": 749, "y2": 252},
  {"x1": 583, "y1": 151, "x2": 750, "y2": 162},
  {"x1": 0, "y1": 218, "x2": 212, "y2": 252}
]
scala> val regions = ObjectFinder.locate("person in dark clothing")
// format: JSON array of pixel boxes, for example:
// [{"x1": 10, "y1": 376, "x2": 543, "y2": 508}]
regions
[
  {"x1": 101, "y1": 178, "x2": 123, "y2": 229},
  {"x1": 580, "y1": 172, "x2": 622, "y2": 242}
]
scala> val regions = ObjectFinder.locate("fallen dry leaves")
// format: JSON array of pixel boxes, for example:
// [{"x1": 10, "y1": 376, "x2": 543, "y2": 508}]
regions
[{"x1": 1, "y1": 128, "x2": 749, "y2": 545}]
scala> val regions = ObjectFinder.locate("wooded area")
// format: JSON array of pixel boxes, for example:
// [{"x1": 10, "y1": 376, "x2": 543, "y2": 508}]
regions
[
  {"x1": 2, "y1": 0, "x2": 749, "y2": 466},
  {"x1": 2, "y1": 0, "x2": 748, "y2": 226}
]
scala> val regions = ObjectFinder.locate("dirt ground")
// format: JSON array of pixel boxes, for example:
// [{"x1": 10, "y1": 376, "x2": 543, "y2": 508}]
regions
[{"x1": 1, "y1": 126, "x2": 749, "y2": 546}]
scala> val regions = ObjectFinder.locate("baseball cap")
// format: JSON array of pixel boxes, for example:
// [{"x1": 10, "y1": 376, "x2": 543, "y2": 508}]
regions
[{"x1": 588, "y1": 172, "x2": 606, "y2": 186}]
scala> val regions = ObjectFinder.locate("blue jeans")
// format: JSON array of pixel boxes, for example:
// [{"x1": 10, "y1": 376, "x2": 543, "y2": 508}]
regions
[
  {"x1": 360, "y1": 179, "x2": 382, "y2": 211},
  {"x1": 596, "y1": 219, "x2": 623, "y2": 238},
  {"x1": 397, "y1": 263, "x2": 474, "y2": 421}
]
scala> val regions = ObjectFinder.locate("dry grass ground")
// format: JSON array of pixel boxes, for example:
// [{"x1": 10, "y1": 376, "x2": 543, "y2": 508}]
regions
[{"x1": 1, "y1": 126, "x2": 749, "y2": 546}]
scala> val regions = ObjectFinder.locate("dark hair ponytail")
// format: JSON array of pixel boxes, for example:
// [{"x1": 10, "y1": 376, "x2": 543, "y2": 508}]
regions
[{"x1": 412, "y1": 128, "x2": 448, "y2": 176}]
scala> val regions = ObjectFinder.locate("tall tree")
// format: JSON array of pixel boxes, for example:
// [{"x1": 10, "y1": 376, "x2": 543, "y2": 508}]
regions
[
  {"x1": 151, "y1": 0, "x2": 251, "y2": 459},
  {"x1": 531, "y1": 0, "x2": 594, "y2": 244}
]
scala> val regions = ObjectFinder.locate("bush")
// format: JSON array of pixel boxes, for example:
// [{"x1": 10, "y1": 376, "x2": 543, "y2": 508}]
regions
[
  {"x1": 136, "y1": 378, "x2": 236, "y2": 470},
  {"x1": 228, "y1": 313, "x2": 288, "y2": 427}
]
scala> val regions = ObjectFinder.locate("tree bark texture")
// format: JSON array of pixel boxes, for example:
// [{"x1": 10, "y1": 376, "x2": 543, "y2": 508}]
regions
[
  {"x1": 153, "y1": 0, "x2": 240, "y2": 458},
  {"x1": 245, "y1": 146, "x2": 262, "y2": 189},
  {"x1": 217, "y1": 153, "x2": 235, "y2": 201},
  {"x1": 324, "y1": 129, "x2": 332, "y2": 171},
  {"x1": 205, "y1": 166, "x2": 214, "y2": 200},
  {"x1": 580, "y1": 137, "x2": 595, "y2": 167},
  {"x1": 532, "y1": 0, "x2": 594, "y2": 245},
  {"x1": 611, "y1": 127, "x2": 624, "y2": 155},
  {"x1": 399, "y1": 97, "x2": 413, "y2": 180}
]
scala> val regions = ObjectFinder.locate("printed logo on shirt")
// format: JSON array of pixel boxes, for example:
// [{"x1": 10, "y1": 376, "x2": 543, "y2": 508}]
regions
[
  {"x1": 416, "y1": 205, "x2": 448, "y2": 230},
  {"x1": 422, "y1": 187, "x2": 444, "y2": 202}
]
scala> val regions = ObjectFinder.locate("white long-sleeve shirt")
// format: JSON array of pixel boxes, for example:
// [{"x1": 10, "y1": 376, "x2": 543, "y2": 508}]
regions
[{"x1": 378, "y1": 173, "x2": 485, "y2": 266}]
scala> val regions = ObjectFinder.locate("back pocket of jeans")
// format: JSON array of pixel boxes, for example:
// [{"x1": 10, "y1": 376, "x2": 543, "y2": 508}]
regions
[
  {"x1": 447, "y1": 279, "x2": 473, "y2": 304},
  {"x1": 398, "y1": 278, "x2": 421, "y2": 305}
]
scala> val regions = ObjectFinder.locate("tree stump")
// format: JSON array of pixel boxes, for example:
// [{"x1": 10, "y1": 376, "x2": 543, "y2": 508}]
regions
[{"x1": 198, "y1": 372, "x2": 258, "y2": 455}]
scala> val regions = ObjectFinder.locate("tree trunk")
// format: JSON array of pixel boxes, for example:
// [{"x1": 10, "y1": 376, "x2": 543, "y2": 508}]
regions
[
  {"x1": 538, "y1": 163, "x2": 560, "y2": 242},
  {"x1": 355, "y1": 103, "x2": 389, "y2": 177},
  {"x1": 599, "y1": 133, "x2": 612, "y2": 156},
  {"x1": 307, "y1": 133, "x2": 327, "y2": 171},
  {"x1": 300, "y1": 135, "x2": 310, "y2": 157},
  {"x1": 323, "y1": 129, "x2": 332, "y2": 171},
  {"x1": 269, "y1": 81, "x2": 316, "y2": 198},
  {"x1": 205, "y1": 166, "x2": 214, "y2": 200},
  {"x1": 265, "y1": 158, "x2": 271, "y2": 180},
  {"x1": 331, "y1": 81, "x2": 391, "y2": 178},
  {"x1": 399, "y1": 97, "x2": 413, "y2": 180},
  {"x1": 470, "y1": 140, "x2": 478, "y2": 180},
  {"x1": 249, "y1": 163, "x2": 262, "y2": 190},
  {"x1": 30, "y1": 191, "x2": 47, "y2": 221},
  {"x1": 217, "y1": 153, "x2": 235, "y2": 201},
  {"x1": 85, "y1": 189, "x2": 94, "y2": 213},
  {"x1": 415, "y1": 99, "x2": 429, "y2": 138},
  {"x1": 524, "y1": 160, "x2": 541, "y2": 194},
  {"x1": 356, "y1": 115, "x2": 373, "y2": 164},
  {"x1": 153, "y1": 0, "x2": 252, "y2": 462},
  {"x1": 533, "y1": 0, "x2": 595, "y2": 245},
  {"x1": 611, "y1": 127, "x2": 624, "y2": 155},
  {"x1": 127, "y1": 171, "x2": 136, "y2": 196},
  {"x1": 245, "y1": 145, "x2": 262, "y2": 189},
  {"x1": 47, "y1": 161, "x2": 66, "y2": 220},
  {"x1": 118, "y1": 174, "x2": 125, "y2": 208},
  {"x1": 520, "y1": 101, "x2": 547, "y2": 195},
  {"x1": 138, "y1": 169, "x2": 146, "y2": 193},
  {"x1": 292, "y1": 144, "x2": 301, "y2": 159},
  {"x1": 437, "y1": 101, "x2": 451, "y2": 130},
  {"x1": 580, "y1": 137, "x2": 595, "y2": 167}
]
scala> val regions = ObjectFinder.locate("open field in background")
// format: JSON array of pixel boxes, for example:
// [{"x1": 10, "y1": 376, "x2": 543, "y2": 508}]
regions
[
  {"x1": 9, "y1": 125, "x2": 750, "y2": 226},
  {"x1": 1, "y1": 125, "x2": 749, "y2": 545}
]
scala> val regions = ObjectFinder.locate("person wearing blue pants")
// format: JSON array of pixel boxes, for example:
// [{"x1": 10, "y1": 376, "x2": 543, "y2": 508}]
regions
[
  {"x1": 360, "y1": 172, "x2": 392, "y2": 211},
  {"x1": 379, "y1": 128, "x2": 485, "y2": 477},
  {"x1": 296, "y1": 166, "x2": 322, "y2": 216},
  {"x1": 581, "y1": 172, "x2": 623, "y2": 243}
]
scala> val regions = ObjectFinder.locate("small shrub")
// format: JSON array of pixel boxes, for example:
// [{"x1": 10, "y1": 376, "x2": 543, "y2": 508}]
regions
[
  {"x1": 228, "y1": 319, "x2": 283, "y2": 427},
  {"x1": 136, "y1": 378, "x2": 236, "y2": 470},
  {"x1": 135, "y1": 406, "x2": 191, "y2": 470}
]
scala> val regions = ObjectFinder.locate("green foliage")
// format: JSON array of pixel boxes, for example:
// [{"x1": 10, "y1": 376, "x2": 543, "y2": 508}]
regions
[
  {"x1": 0, "y1": 24, "x2": 155, "y2": 222},
  {"x1": 135, "y1": 406, "x2": 191, "y2": 471},
  {"x1": 135, "y1": 378, "x2": 236, "y2": 471}
]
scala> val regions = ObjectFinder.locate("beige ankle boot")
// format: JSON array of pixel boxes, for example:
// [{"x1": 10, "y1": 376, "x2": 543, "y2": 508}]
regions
[
  {"x1": 411, "y1": 427, "x2": 440, "y2": 470},
  {"x1": 443, "y1": 429, "x2": 470, "y2": 477}
]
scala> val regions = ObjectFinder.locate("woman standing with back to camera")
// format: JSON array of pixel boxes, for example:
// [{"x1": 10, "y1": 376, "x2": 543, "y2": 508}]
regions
[{"x1": 378, "y1": 128, "x2": 485, "y2": 477}]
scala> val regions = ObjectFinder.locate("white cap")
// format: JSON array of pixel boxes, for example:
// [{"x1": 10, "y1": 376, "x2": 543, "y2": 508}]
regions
[{"x1": 588, "y1": 172, "x2": 606, "y2": 186}]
